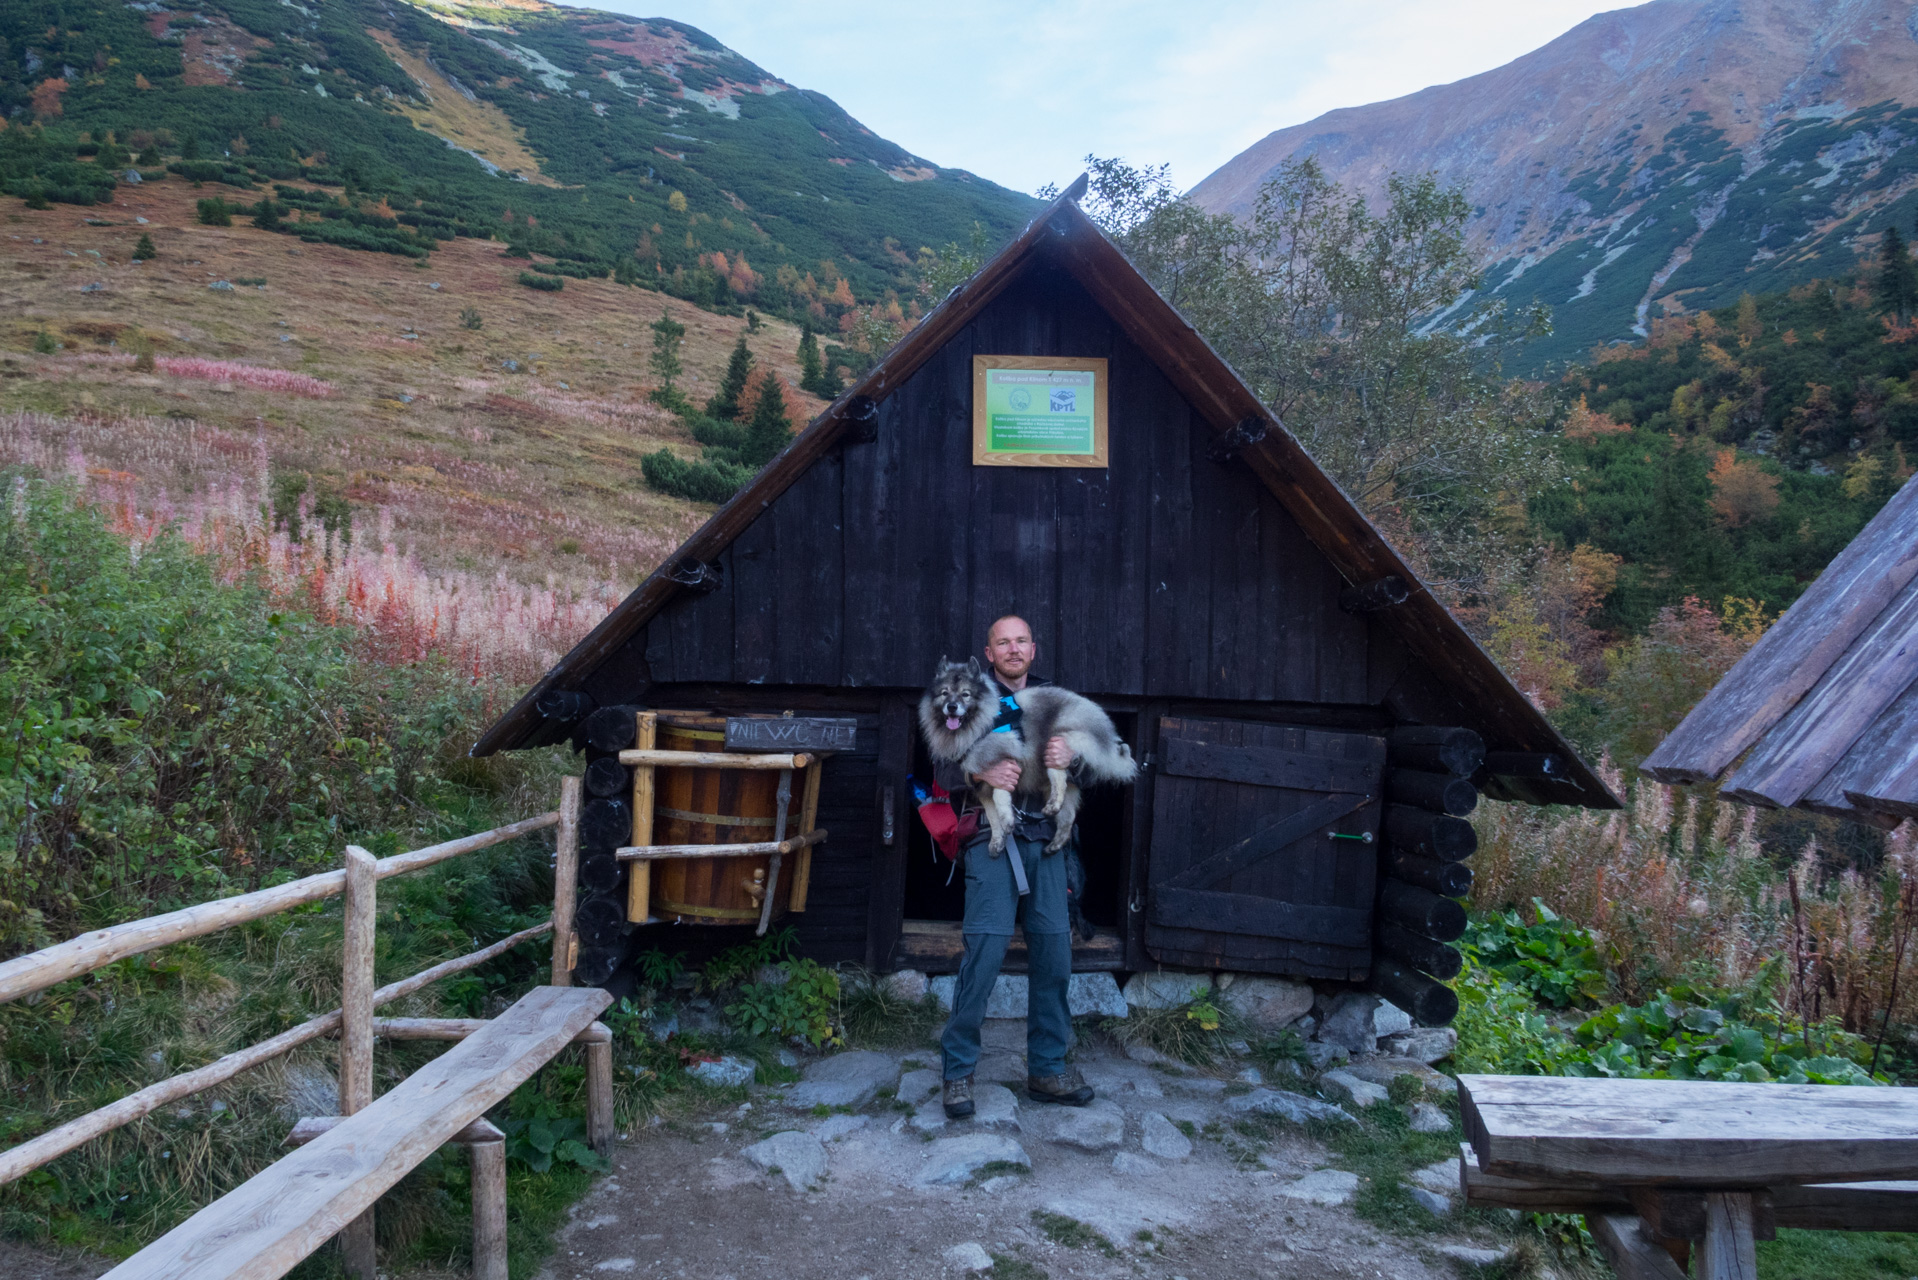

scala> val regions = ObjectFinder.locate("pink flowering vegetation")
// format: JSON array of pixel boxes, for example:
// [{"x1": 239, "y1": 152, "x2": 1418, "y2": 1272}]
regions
[
  {"x1": 0, "y1": 411, "x2": 688, "y2": 687},
  {"x1": 59, "y1": 352, "x2": 336, "y2": 397}
]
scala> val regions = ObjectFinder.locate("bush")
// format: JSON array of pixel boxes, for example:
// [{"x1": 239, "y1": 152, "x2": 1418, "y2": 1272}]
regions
[
  {"x1": 195, "y1": 196, "x2": 231, "y2": 227},
  {"x1": 518, "y1": 271, "x2": 564, "y2": 292},
  {"x1": 641, "y1": 449, "x2": 752, "y2": 504},
  {"x1": 1462, "y1": 899, "x2": 1608, "y2": 1008},
  {"x1": 132, "y1": 232, "x2": 157, "y2": 261},
  {"x1": 460, "y1": 306, "x2": 483, "y2": 331},
  {"x1": 726, "y1": 958, "x2": 843, "y2": 1047}
]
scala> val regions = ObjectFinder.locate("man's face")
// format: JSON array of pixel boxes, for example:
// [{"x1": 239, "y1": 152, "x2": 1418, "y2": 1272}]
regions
[{"x1": 984, "y1": 617, "x2": 1035, "y2": 682}]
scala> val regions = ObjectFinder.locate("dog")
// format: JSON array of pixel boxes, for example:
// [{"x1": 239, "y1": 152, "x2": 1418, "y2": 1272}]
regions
[{"x1": 918, "y1": 657, "x2": 1139, "y2": 857}]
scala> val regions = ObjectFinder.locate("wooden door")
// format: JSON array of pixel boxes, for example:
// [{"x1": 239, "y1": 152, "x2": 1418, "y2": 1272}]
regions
[{"x1": 1144, "y1": 717, "x2": 1385, "y2": 980}]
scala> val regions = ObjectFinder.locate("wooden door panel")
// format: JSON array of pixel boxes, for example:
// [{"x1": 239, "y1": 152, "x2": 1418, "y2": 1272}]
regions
[{"x1": 1145, "y1": 716, "x2": 1384, "y2": 980}]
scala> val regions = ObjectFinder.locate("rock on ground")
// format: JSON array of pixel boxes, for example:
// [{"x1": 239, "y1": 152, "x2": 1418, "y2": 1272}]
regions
[
  {"x1": 1409, "y1": 1187, "x2": 1452, "y2": 1216},
  {"x1": 688, "y1": 1055, "x2": 756, "y2": 1087},
  {"x1": 811, "y1": 1114, "x2": 870, "y2": 1143},
  {"x1": 1435, "y1": 1244, "x2": 1513, "y2": 1265},
  {"x1": 1225, "y1": 1088, "x2": 1355, "y2": 1125},
  {"x1": 742, "y1": 1131, "x2": 828, "y2": 1191},
  {"x1": 1318, "y1": 992, "x2": 1380, "y2": 1054},
  {"x1": 1373, "y1": 1000, "x2": 1414, "y2": 1038},
  {"x1": 1277, "y1": 1168, "x2": 1360, "y2": 1206},
  {"x1": 1406, "y1": 1102, "x2": 1451, "y2": 1133},
  {"x1": 1123, "y1": 970, "x2": 1211, "y2": 1011},
  {"x1": 1068, "y1": 972, "x2": 1129, "y2": 1017},
  {"x1": 881, "y1": 969, "x2": 929, "y2": 1002},
  {"x1": 925, "y1": 971, "x2": 1129, "y2": 1018},
  {"x1": 912, "y1": 1083, "x2": 1020, "y2": 1132},
  {"x1": 898, "y1": 1067, "x2": 941, "y2": 1103},
  {"x1": 1043, "y1": 1098, "x2": 1125, "y2": 1151},
  {"x1": 1343, "y1": 1056, "x2": 1449, "y2": 1094},
  {"x1": 1113, "y1": 1151, "x2": 1160, "y2": 1177},
  {"x1": 1381, "y1": 1027, "x2": 1459, "y2": 1064},
  {"x1": 1302, "y1": 1040, "x2": 1349, "y2": 1070},
  {"x1": 1409, "y1": 1158, "x2": 1459, "y2": 1198},
  {"x1": 915, "y1": 1133, "x2": 1030, "y2": 1186},
  {"x1": 787, "y1": 1050, "x2": 898, "y2": 1109},
  {"x1": 943, "y1": 1241, "x2": 993, "y2": 1271},
  {"x1": 1215, "y1": 975, "x2": 1314, "y2": 1031},
  {"x1": 1140, "y1": 1111, "x2": 1193, "y2": 1160},
  {"x1": 1321, "y1": 1068, "x2": 1389, "y2": 1107}
]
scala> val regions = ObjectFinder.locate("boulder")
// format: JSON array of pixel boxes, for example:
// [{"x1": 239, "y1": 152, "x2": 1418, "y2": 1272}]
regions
[
  {"x1": 943, "y1": 1242, "x2": 994, "y2": 1272},
  {"x1": 1224, "y1": 1088, "x2": 1354, "y2": 1125},
  {"x1": 742, "y1": 1131, "x2": 827, "y2": 1191},
  {"x1": 1405, "y1": 1102, "x2": 1451, "y2": 1133},
  {"x1": 1139, "y1": 1112, "x2": 1192, "y2": 1161},
  {"x1": 1381, "y1": 1027, "x2": 1459, "y2": 1064},
  {"x1": 1277, "y1": 1168, "x2": 1359, "y2": 1206},
  {"x1": 898, "y1": 1067, "x2": 942, "y2": 1104},
  {"x1": 882, "y1": 969, "x2": 930, "y2": 1002},
  {"x1": 916, "y1": 1133, "x2": 1030, "y2": 1186},
  {"x1": 928, "y1": 974, "x2": 1025, "y2": 1017},
  {"x1": 788, "y1": 1050, "x2": 898, "y2": 1109},
  {"x1": 1374, "y1": 1000, "x2": 1414, "y2": 1038},
  {"x1": 688, "y1": 1055, "x2": 756, "y2": 1088},
  {"x1": 1321, "y1": 1068, "x2": 1389, "y2": 1107},
  {"x1": 1435, "y1": 1244, "x2": 1513, "y2": 1266},
  {"x1": 1342, "y1": 1055, "x2": 1449, "y2": 1094},
  {"x1": 911, "y1": 1084, "x2": 1020, "y2": 1133},
  {"x1": 1044, "y1": 1099, "x2": 1125, "y2": 1151},
  {"x1": 1215, "y1": 975, "x2": 1314, "y2": 1031},
  {"x1": 1122, "y1": 971, "x2": 1211, "y2": 1011},
  {"x1": 1301, "y1": 1041, "x2": 1349, "y2": 1071},
  {"x1": 1409, "y1": 1187, "x2": 1452, "y2": 1216},
  {"x1": 1317, "y1": 992, "x2": 1380, "y2": 1054},
  {"x1": 1068, "y1": 972, "x2": 1128, "y2": 1017},
  {"x1": 1409, "y1": 1158, "x2": 1460, "y2": 1198}
]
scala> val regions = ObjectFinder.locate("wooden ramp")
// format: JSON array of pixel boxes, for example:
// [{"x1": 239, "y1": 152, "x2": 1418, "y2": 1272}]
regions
[{"x1": 107, "y1": 985, "x2": 611, "y2": 1280}]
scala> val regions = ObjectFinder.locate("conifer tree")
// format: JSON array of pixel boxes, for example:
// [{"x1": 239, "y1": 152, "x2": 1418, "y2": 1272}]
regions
[
  {"x1": 132, "y1": 233, "x2": 156, "y2": 261},
  {"x1": 741, "y1": 375, "x2": 792, "y2": 468},
  {"x1": 797, "y1": 323, "x2": 824, "y2": 394},
  {"x1": 252, "y1": 199, "x2": 281, "y2": 231},
  {"x1": 706, "y1": 335, "x2": 754, "y2": 419},
  {"x1": 1878, "y1": 224, "x2": 1917, "y2": 322},
  {"x1": 649, "y1": 311, "x2": 685, "y2": 394}
]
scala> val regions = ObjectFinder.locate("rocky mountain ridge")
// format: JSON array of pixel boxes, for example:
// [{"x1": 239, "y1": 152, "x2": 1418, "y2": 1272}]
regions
[{"x1": 1191, "y1": 0, "x2": 1918, "y2": 365}]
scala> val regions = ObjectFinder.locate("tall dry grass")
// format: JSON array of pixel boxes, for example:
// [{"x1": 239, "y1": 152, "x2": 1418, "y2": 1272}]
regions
[
  {"x1": 1474, "y1": 755, "x2": 1918, "y2": 1035},
  {"x1": 0, "y1": 410, "x2": 649, "y2": 687}
]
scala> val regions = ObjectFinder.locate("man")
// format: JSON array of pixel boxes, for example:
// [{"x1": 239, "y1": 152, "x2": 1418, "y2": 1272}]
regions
[{"x1": 938, "y1": 615, "x2": 1095, "y2": 1120}]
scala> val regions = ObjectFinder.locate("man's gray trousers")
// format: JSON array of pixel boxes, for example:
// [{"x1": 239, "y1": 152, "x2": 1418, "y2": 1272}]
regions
[{"x1": 940, "y1": 835, "x2": 1072, "y2": 1081}]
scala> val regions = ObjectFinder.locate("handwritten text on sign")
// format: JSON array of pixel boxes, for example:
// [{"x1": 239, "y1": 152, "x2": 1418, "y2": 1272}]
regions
[{"x1": 724, "y1": 717, "x2": 858, "y2": 753}]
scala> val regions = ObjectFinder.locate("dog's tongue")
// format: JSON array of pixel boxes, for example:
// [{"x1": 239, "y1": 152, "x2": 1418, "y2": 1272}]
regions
[{"x1": 945, "y1": 716, "x2": 963, "y2": 731}]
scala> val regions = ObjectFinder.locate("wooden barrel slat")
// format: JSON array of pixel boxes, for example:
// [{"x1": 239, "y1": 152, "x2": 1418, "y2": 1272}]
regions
[{"x1": 649, "y1": 714, "x2": 794, "y2": 926}]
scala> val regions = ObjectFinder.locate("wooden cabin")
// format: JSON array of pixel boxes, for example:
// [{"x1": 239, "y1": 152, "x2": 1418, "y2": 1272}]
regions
[
  {"x1": 1644, "y1": 474, "x2": 1918, "y2": 827},
  {"x1": 474, "y1": 179, "x2": 1619, "y2": 1024}
]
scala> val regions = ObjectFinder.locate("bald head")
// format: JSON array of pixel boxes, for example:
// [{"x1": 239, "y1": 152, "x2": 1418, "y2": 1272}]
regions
[{"x1": 984, "y1": 615, "x2": 1036, "y2": 689}]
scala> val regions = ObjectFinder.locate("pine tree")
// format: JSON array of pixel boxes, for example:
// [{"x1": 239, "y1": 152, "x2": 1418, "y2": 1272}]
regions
[
  {"x1": 649, "y1": 311, "x2": 685, "y2": 393},
  {"x1": 797, "y1": 323, "x2": 824, "y2": 394},
  {"x1": 252, "y1": 199, "x2": 281, "y2": 231},
  {"x1": 1878, "y1": 225, "x2": 1918, "y2": 322},
  {"x1": 706, "y1": 335, "x2": 754, "y2": 419},
  {"x1": 132, "y1": 233, "x2": 156, "y2": 261},
  {"x1": 741, "y1": 376, "x2": 793, "y2": 468}
]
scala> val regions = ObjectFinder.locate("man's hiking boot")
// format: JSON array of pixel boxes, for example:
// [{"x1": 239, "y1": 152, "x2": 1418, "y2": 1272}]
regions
[
  {"x1": 942, "y1": 1075, "x2": 975, "y2": 1119},
  {"x1": 1026, "y1": 1067, "x2": 1094, "y2": 1106}
]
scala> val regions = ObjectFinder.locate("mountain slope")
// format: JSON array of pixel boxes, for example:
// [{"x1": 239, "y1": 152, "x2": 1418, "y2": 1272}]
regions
[
  {"x1": 1191, "y1": 0, "x2": 1918, "y2": 366},
  {"x1": 0, "y1": 0, "x2": 1039, "y2": 318}
]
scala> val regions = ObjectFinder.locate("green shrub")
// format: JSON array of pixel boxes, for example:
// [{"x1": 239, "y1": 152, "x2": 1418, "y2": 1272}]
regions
[
  {"x1": 726, "y1": 958, "x2": 842, "y2": 1047},
  {"x1": 500, "y1": 1093, "x2": 611, "y2": 1173},
  {"x1": 132, "y1": 232, "x2": 157, "y2": 261},
  {"x1": 518, "y1": 271, "x2": 564, "y2": 292},
  {"x1": 1462, "y1": 899, "x2": 1608, "y2": 1007},
  {"x1": 640, "y1": 449, "x2": 752, "y2": 504},
  {"x1": 195, "y1": 196, "x2": 231, "y2": 227},
  {"x1": 31, "y1": 331, "x2": 56, "y2": 354},
  {"x1": 460, "y1": 306, "x2": 483, "y2": 331}
]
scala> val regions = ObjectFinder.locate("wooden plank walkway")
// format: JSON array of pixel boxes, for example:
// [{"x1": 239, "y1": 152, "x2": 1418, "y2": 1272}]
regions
[{"x1": 105, "y1": 985, "x2": 611, "y2": 1280}]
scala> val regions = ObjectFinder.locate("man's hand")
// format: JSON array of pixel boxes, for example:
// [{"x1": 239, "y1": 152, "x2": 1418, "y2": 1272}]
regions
[
  {"x1": 1044, "y1": 736, "x2": 1075, "y2": 770},
  {"x1": 978, "y1": 760, "x2": 1023, "y2": 792}
]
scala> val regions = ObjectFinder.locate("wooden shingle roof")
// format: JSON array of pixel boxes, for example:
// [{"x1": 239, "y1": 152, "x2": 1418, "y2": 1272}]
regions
[{"x1": 1642, "y1": 476, "x2": 1918, "y2": 826}]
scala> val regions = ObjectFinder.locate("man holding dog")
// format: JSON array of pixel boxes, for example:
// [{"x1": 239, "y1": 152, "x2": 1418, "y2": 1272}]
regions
[{"x1": 939, "y1": 614, "x2": 1095, "y2": 1120}]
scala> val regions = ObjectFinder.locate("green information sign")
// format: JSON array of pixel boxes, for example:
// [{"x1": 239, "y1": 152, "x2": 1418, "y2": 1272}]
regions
[{"x1": 983, "y1": 367, "x2": 1098, "y2": 454}]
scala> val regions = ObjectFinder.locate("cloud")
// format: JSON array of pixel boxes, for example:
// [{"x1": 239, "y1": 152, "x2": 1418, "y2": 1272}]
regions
[{"x1": 587, "y1": 0, "x2": 1637, "y2": 193}]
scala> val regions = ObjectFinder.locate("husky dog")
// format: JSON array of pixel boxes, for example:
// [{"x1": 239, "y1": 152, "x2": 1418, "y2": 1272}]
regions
[{"x1": 918, "y1": 657, "x2": 1139, "y2": 856}]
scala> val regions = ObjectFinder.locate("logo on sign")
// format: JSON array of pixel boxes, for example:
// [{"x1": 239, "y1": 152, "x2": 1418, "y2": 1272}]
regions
[
  {"x1": 1050, "y1": 388, "x2": 1077, "y2": 413},
  {"x1": 1009, "y1": 388, "x2": 1032, "y2": 411}
]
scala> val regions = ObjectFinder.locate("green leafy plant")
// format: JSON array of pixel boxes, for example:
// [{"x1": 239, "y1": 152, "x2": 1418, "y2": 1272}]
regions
[
  {"x1": 460, "y1": 306, "x2": 483, "y2": 331},
  {"x1": 518, "y1": 271, "x2": 564, "y2": 292},
  {"x1": 635, "y1": 948, "x2": 686, "y2": 989},
  {"x1": 1463, "y1": 899, "x2": 1609, "y2": 1007},
  {"x1": 703, "y1": 926, "x2": 796, "y2": 987},
  {"x1": 499, "y1": 1095, "x2": 611, "y2": 1174},
  {"x1": 195, "y1": 196, "x2": 231, "y2": 227},
  {"x1": 726, "y1": 957, "x2": 842, "y2": 1047},
  {"x1": 31, "y1": 330, "x2": 56, "y2": 354},
  {"x1": 132, "y1": 232, "x2": 157, "y2": 261},
  {"x1": 1566, "y1": 988, "x2": 1879, "y2": 1084}
]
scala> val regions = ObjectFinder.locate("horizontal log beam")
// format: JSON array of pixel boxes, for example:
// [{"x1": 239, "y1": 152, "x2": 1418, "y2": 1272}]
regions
[
  {"x1": 616, "y1": 750, "x2": 815, "y2": 771},
  {"x1": 0, "y1": 813, "x2": 559, "y2": 1007},
  {"x1": 1387, "y1": 726, "x2": 1485, "y2": 777},
  {"x1": 1377, "y1": 879, "x2": 1468, "y2": 941},
  {"x1": 616, "y1": 829, "x2": 827, "y2": 862},
  {"x1": 1387, "y1": 769, "x2": 1479, "y2": 816},
  {"x1": 1383, "y1": 847, "x2": 1473, "y2": 898},
  {"x1": 370, "y1": 1017, "x2": 611, "y2": 1044},
  {"x1": 0, "y1": 922, "x2": 552, "y2": 1186},
  {"x1": 1383, "y1": 804, "x2": 1477, "y2": 862},
  {"x1": 1376, "y1": 921, "x2": 1463, "y2": 980},
  {"x1": 1368, "y1": 957, "x2": 1458, "y2": 1026},
  {"x1": 287, "y1": 1114, "x2": 504, "y2": 1147}
]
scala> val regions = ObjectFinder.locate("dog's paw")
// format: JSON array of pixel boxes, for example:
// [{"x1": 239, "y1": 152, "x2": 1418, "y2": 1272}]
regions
[
  {"x1": 988, "y1": 838, "x2": 1006, "y2": 857},
  {"x1": 1041, "y1": 795, "x2": 1063, "y2": 817},
  {"x1": 1045, "y1": 832, "x2": 1070, "y2": 854}
]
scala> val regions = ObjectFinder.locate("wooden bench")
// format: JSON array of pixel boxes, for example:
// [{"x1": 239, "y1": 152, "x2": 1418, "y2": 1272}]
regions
[
  {"x1": 104, "y1": 984, "x2": 613, "y2": 1280},
  {"x1": 1459, "y1": 1074, "x2": 1918, "y2": 1279}
]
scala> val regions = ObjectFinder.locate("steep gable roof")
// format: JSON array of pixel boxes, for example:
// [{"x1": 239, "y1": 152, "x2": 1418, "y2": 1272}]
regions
[
  {"x1": 472, "y1": 183, "x2": 1619, "y2": 810},
  {"x1": 1643, "y1": 475, "x2": 1918, "y2": 826}
]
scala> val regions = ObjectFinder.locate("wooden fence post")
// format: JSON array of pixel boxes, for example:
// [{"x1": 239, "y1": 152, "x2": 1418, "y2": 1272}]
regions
[
  {"x1": 551, "y1": 776, "x2": 582, "y2": 987},
  {"x1": 470, "y1": 1137, "x2": 509, "y2": 1280},
  {"x1": 340, "y1": 845, "x2": 378, "y2": 1279},
  {"x1": 585, "y1": 1036, "x2": 615, "y2": 1155},
  {"x1": 1699, "y1": 1192, "x2": 1758, "y2": 1280},
  {"x1": 627, "y1": 712, "x2": 657, "y2": 923}
]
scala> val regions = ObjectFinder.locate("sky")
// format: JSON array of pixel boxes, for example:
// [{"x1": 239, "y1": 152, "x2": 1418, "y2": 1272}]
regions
[{"x1": 590, "y1": 0, "x2": 1641, "y2": 195}]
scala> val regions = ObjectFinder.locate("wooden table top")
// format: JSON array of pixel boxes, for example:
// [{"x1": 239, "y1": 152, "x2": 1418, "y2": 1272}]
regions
[{"x1": 1460, "y1": 1073, "x2": 1918, "y2": 1186}]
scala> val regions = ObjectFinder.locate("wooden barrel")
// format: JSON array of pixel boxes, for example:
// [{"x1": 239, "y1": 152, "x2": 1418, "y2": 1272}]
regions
[{"x1": 649, "y1": 713, "x2": 794, "y2": 926}]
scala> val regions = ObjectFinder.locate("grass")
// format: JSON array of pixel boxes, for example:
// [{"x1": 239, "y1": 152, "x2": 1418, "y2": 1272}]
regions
[
  {"x1": 840, "y1": 974, "x2": 945, "y2": 1048},
  {"x1": 1758, "y1": 1229, "x2": 1918, "y2": 1279},
  {"x1": 1029, "y1": 1210, "x2": 1117, "y2": 1256},
  {"x1": 985, "y1": 1255, "x2": 1048, "y2": 1280}
]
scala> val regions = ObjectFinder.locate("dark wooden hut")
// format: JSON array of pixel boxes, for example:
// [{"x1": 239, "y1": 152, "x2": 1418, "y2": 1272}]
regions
[
  {"x1": 1644, "y1": 475, "x2": 1918, "y2": 827},
  {"x1": 474, "y1": 180, "x2": 1620, "y2": 1023}
]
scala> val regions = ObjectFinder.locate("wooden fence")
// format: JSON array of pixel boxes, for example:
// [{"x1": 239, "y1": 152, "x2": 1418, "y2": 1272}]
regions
[{"x1": 0, "y1": 777, "x2": 599, "y2": 1279}]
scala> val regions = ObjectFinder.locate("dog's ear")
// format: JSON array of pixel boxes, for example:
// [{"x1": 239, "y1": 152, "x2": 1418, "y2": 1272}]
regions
[
  {"x1": 965, "y1": 656, "x2": 982, "y2": 676},
  {"x1": 936, "y1": 654, "x2": 949, "y2": 674}
]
